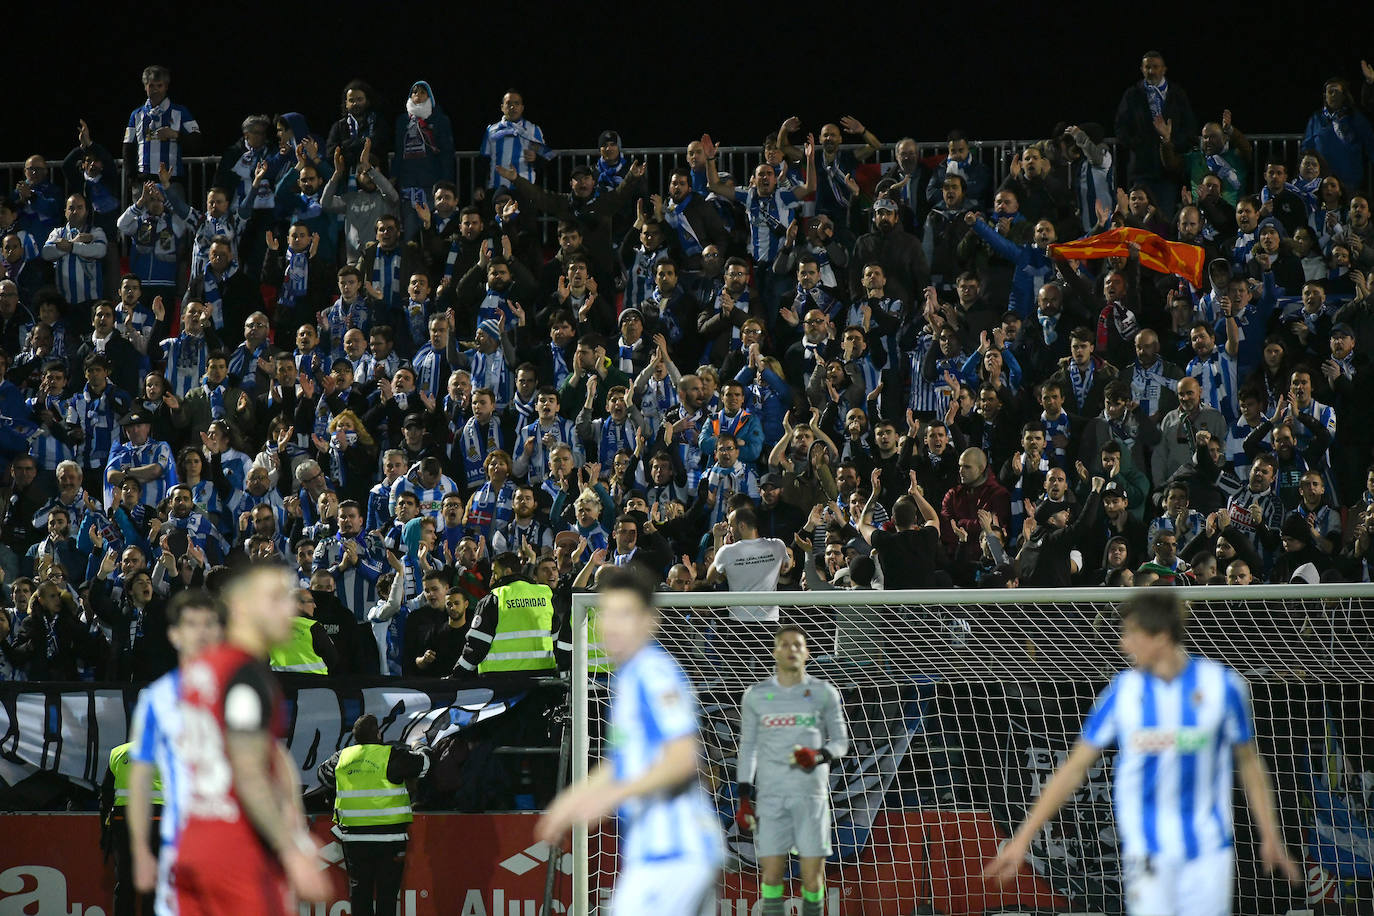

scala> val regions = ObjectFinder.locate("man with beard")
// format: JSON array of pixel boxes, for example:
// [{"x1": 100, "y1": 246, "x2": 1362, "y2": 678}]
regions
[
  {"x1": 496, "y1": 160, "x2": 645, "y2": 284},
  {"x1": 998, "y1": 144, "x2": 1074, "y2": 237},
  {"x1": 925, "y1": 131, "x2": 992, "y2": 211},
  {"x1": 453, "y1": 247, "x2": 539, "y2": 338},
  {"x1": 778, "y1": 116, "x2": 880, "y2": 236},
  {"x1": 660, "y1": 167, "x2": 728, "y2": 271},
  {"x1": 850, "y1": 199, "x2": 928, "y2": 307},
  {"x1": 1162, "y1": 114, "x2": 1251, "y2": 207},
  {"x1": 774, "y1": 214, "x2": 849, "y2": 297},
  {"x1": 923, "y1": 174, "x2": 978, "y2": 292}
]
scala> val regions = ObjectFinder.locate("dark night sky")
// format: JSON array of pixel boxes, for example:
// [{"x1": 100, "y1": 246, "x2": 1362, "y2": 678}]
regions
[{"x1": 9, "y1": 4, "x2": 1372, "y2": 165}]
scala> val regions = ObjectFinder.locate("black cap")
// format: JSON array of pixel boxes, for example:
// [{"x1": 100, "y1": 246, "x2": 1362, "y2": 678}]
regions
[
  {"x1": 402, "y1": 413, "x2": 425, "y2": 429},
  {"x1": 1035, "y1": 499, "x2": 1068, "y2": 526},
  {"x1": 1281, "y1": 513, "x2": 1313, "y2": 544},
  {"x1": 120, "y1": 407, "x2": 154, "y2": 426},
  {"x1": 1331, "y1": 322, "x2": 1355, "y2": 338},
  {"x1": 598, "y1": 130, "x2": 621, "y2": 148},
  {"x1": 1101, "y1": 481, "x2": 1127, "y2": 500},
  {"x1": 759, "y1": 472, "x2": 785, "y2": 489}
]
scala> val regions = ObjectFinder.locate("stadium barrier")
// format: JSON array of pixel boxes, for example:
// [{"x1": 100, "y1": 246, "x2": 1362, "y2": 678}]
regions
[
  {"x1": 569, "y1": 584, "x2": 1373, "y2": 916},
  {"x1": 0, "y1": 132, "x2": 1328, "y2": 230}
]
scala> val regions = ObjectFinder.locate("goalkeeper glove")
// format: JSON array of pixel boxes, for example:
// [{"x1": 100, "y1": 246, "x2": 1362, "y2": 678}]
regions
[
  {"x1": 791, "y1": 746, "x2": 833, "y2": 771},
  {"x1": 733, "y1": 784, "x2": 756, "y2": 834}
]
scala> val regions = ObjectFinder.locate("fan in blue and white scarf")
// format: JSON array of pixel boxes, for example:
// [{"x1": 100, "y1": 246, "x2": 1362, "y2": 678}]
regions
[
  {"x1": 638, "y1": 373, "x2": 679, "y2": 439},
  {"x1": 1008, "y1": 450, "x2": 1049, "y2": 536},
  {"x1": 662, "y1": 193, "x2": 703, "y2": 258},
  {"x1": 321, "y1": 296, "x2": 371, "y2": 361},
  {"x1": 194, "y1": 260, "x2": 238, "y2": 333}
]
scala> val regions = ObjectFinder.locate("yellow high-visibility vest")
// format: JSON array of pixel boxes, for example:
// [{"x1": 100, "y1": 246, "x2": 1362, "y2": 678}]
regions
[
  {"x1": 269, "y1": 616, "x2": 329, "y2": 674},
  {"x1": 478, "y1": 580, "x2": 556, "y2": 674},
  {"x1": 110, "y1": 741, "x2": 163, "y2": 808},
  {"x1": 334, "y1": 744, "x2": 412, "y2": 828}
]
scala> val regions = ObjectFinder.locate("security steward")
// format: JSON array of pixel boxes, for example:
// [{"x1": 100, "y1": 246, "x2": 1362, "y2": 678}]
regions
[
  {"x1": 101, "y1": 741, "x2": 162, "y2": 916},
  {"x1": 317, "y1": 714, "x2": 432, "y2": 916},
  {"x1": 268, "y1": 588, "x2": 339, "y2": 674},
  {"x1": 450, "y1": 551, "x2": 559, "y2": 676}
]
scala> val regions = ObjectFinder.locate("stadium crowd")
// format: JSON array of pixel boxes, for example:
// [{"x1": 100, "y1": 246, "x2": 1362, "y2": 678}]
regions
[{"x1": 3, "y1": 54, "x2": 1374, "y2": 682}]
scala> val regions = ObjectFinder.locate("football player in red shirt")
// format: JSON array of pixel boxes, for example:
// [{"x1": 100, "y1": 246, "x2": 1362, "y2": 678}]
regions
[{"x1": 174, "y1": 564, "x2": 330, "y2": 915}]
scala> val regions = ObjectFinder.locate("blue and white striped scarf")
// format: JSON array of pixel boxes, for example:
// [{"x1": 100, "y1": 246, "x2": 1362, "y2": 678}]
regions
[
  {"x1": 663, "y1": 193, "x2": 703, "y2": 257},
  {"x1": 1067, "y1": 361, "x2": 1094, "y2": 411},
  {"x1": 549, "y1": 342, "x2": 571, "y2": 389},
  {"x1": 597, "y1": 415, "x2": 637, "y2": 468},
  {"x1": 197, "y1": 262, "x2": 237, "y2": 331},
  {"x1": 1041, "y1": 409, "x2": 1072, "y2": 467},
  {"x1": 1144, "y1": 79, "x2": 1168, "y2": 117},
  {"x1": 279, "y1": 249, "x2": 310, "y2": 307},
  {"x1": 370, "y1": 248, "x2": 403, "y2": 307},
  {"x1": 466, "y1": 480, "x2": 515, "y2": 541}
]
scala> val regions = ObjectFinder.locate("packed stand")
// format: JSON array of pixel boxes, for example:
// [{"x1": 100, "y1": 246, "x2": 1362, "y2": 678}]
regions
[{"x1": 3, "y1": 56, "x2": 1374, "y2": 682}]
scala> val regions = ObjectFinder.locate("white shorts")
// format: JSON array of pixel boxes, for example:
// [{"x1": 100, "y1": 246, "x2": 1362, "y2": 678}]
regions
[
  {"x1": 611, "y1": 859, "x2": 717, "y2": 916},
  {"x1": 755, "y1": 794, "x2": 831, "y2": 858},
  {"x1": 1123, "y1": 847, "x2": 1234, "y2": 916},
  {"x1": 155, "y1": 841, "x2": 179, "y2": 916}
]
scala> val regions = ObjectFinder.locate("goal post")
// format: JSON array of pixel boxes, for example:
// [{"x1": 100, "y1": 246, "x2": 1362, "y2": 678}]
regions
[{"x1": 568, "y1": 585, "x2": 1373, "y2": 916}]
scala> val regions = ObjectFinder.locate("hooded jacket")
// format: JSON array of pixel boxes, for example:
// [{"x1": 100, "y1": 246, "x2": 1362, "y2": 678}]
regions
[{"x1": 393, "y1": 81, "x2": 455, "y2": 191}]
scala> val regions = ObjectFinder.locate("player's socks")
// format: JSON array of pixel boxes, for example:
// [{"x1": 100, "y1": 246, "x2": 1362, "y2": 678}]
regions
[
  {"x1": 761, "y1": 883, "x2": 785, "y2": 916},
  {"x1": 802, "y1": 885, "x2": 824, "y2": 916}
]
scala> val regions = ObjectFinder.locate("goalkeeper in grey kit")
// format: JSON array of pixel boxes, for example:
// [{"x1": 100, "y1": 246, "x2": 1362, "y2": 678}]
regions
[{"x1": 734, "y1": 625, "x2": 848, "y2": 916}]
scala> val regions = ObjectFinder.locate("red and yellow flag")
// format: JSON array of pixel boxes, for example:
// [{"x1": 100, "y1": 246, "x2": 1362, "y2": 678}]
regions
[{"x1": 1049, "y1": 227, "x2": 1204, "y2": 288}]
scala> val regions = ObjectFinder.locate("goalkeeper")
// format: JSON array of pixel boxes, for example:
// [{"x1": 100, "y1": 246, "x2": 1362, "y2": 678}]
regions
[{"x1": 734, "y1": 625, "x2": 848, "y2": 916}]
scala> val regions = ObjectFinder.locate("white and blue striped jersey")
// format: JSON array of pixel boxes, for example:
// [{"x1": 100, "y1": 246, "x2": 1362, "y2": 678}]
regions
[
  {"x1": 42, "y1": 225, "x2": 107, "y2": 304},
  {"x1": 610, "y1": 642, "x2": 723, "y2": 868},
  {"x1": 1293, "y1": 399, "x2": 1336, "y2": 458},
  {"x1": 1080, "y1": 656, "x2": 1255, "y2": 862},
  {"x1": 389, "y1": 472, "x2": 459, "y2": 520},
  {"x1": 1185, "y1": 350, "x2": 1238, "y2": 423},
  {"x1": 480, "y1": 118, "x2": 550, "y2": 188},
  {"x1": 124, "y1": 99, "x2": 200, "y2": 177},
  {"x1": 732, "y1": 187, "x2": 801, "y2": 264},
  {"x1": 129, "y1": 670, "x2": 187, "y2": 847}
]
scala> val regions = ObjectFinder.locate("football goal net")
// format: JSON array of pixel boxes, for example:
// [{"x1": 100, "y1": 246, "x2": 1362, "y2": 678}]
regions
[{"x1": 566, "y1": 585, "x2": 1372, "y2": 916}]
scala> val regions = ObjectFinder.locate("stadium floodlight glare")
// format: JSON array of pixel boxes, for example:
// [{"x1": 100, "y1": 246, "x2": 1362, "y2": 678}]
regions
[{"x1": 568, "y1": 585, "x2": 1373, "y2": 916}]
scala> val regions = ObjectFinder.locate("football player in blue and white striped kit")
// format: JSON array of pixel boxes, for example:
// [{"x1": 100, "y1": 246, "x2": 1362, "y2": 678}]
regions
[
  {"x1": 986, "y1": 591, "x2": 1299, "y2": 914},
  {"x1": 480, "y1": 90, "x2": 552, "y2": 190},
  {"x1": 126, "y1": 589, "x2": 224, "y2": 916},
  {"x1": 537, "y1": 567, "x2": 722, "y2": 916},
  {"x1": 41, "y1": 194, "x2": 107, "y2": 306}
]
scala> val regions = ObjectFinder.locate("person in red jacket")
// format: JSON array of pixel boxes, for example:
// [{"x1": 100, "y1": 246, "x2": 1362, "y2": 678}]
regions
[{"x1": 940, "y1": 447, "x2": 1012, "y2": 570}]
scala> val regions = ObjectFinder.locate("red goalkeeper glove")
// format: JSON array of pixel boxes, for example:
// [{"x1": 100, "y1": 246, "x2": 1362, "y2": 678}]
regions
[
  {"x1": 791, "y1": 746, "x2": 832, "y2": 771},
  {"x1": 733, "y1": 794, "x2": 756, "y2": 834}
]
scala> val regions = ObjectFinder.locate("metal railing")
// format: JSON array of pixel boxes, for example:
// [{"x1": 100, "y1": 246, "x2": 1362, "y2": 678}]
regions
[{"x1": 1, "y1": 134, "x2": 1317, "y2": 215}]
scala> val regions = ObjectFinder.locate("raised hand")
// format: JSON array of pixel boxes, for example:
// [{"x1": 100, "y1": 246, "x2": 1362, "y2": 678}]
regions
[
  {"x1": 1153, "y1": 115, "x2": 1172, "y2": 142},
  {"x1": 699, "y1": 134, "x2": 717, "y2": 160},
  {"x1": 265, "y1": 230, "x2": 279, "y2": 251},
  {"x1": 78, "y1": 118, "x2": 92, "y2": 148},
  {"x1": 839, "y1": 115, "x2": 866, "y2": 135}
]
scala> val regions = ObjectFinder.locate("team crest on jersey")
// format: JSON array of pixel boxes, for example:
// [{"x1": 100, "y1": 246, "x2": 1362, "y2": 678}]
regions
[
  {"x1": 804, "y1": 690, "x2": 811, "y2": 698},
  {"x1": 1191, "y1": 690, "x2": 1203, "y2": 707}
]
